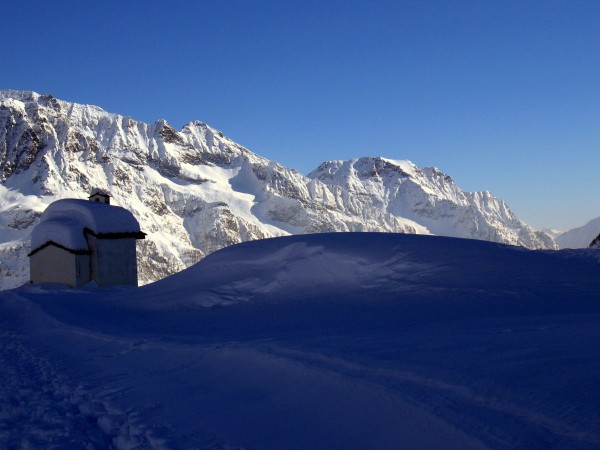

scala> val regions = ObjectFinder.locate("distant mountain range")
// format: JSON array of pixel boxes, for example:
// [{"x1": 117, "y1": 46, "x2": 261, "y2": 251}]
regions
[
  {"x1": 0, "y1": 90, "x2": 558, "y2": 289},
  {"x1": 555, "y1": 216, "x2": 600, "y2": 249}
]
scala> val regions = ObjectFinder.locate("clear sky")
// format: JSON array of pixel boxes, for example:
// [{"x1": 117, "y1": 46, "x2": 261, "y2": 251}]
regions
[{"x1": 3, "y1": 0, "x2": 599, "y2": 231}]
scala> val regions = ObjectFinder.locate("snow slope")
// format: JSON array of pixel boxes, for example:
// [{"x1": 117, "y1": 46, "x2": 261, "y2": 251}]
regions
[
  {"x1": 1, "y1": 233, "x2": 599, "y2": 449},
  {"x1": 0, "y1": 90, "x2": 556, "y2": 290},
  {"x1": 555, "y1": 216, "x2": 600, "y2": 249}
]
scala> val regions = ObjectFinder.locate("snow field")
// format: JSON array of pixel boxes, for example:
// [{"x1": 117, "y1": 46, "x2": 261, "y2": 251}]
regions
[
  {"x1": 1, "y1": 232, "x2": 599, "y2": 448},
  {"x1": 0, "y1": 328, "x2": 165, "y2": 449}
]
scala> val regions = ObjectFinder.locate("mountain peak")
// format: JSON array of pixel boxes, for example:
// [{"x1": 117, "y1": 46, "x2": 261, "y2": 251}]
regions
[{"x1": 0, "y1": 89, "x2": 43, "y2": 102}]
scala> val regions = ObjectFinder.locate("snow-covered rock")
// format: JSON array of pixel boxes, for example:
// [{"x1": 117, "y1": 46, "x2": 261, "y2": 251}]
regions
[
  {"x1": 308, "y1": 158, "x2": 556, "y2": 249},
  {"x1": 556, "y1": 216, "x2": 600, "y2": 249},
  {"x1": 0, "y1": 90, "x2": 557, "y2": 289},
  {"x1": 590, "y1": 233, "x2": 600, "y2": 249}
]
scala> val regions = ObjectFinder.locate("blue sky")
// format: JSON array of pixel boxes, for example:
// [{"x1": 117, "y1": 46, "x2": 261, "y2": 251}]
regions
[{"x1": 4, "y1": 0, "x2": 599, "y2": 230}]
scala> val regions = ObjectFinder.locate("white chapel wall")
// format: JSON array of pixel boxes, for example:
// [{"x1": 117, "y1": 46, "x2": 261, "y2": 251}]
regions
[{"x1": 30, "y1": 246, "x2": 81, "y2": 287}]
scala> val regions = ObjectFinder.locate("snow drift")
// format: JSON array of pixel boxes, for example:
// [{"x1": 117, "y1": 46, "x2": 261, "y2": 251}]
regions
[{"x1": 1, "y1": 233, "x2": 599, "y2": 449}]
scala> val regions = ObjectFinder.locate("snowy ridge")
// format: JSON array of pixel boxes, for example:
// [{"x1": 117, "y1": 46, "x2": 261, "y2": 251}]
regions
[
  {"x1": 555, "y1": 216, "x2": 600, "y2": 249},
  {"x1": 0, "y1": 90, "x2": 556, "y2": 289},
  {"x1": 308, "y1": 158, "x2": 556, "y2": 248}
]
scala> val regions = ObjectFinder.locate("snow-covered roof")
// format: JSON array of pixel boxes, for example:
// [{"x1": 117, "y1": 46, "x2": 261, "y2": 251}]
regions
[
  {"x1": 89, "y1": 189, "x2": 111, "y2": 198},
  {"x1": 30, "y1": 199, "x2": 142, "y2": 253}
]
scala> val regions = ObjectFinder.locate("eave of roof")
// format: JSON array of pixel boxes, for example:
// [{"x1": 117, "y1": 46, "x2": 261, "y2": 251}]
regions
[
  {"x1": 83, "y1": 228, "x2": 146, "y2": 239},
  {"x1": 28, "y1": 241, "x2": 91, "y2": 257}
]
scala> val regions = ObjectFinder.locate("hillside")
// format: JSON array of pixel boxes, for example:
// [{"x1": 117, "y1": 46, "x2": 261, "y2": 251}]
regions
[
  {"x1": 556, "y1": 216, "x2": 600, "y2": 249},
  {"x1": 0, "y1": 233, "x2": 599, "y2": 448}
]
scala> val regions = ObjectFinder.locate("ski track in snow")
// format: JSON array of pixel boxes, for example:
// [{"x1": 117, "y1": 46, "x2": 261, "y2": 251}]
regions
[
  {"x1": 0, "y1": 330, "x2": 167, "y2": 450},
  {"x1": 255, "y1": 342, "x2": 600, "y2": 449}
]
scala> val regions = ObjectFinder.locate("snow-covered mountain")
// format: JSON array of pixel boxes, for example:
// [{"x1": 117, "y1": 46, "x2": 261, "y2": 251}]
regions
[
  {"x1": 0, "y1": 90, "x2": 556, "y2": 289},
  {"x1": 308, "y1": 158, "x2": 556, "y2": 247},
  {"x1": 541, "y1": 228, "x2": 563, "y2": 240},
  {"x1": 590, "y1": 233, "x2": 600, "y2": 249},
  {"x1": 555, "y1": 216, "x2": 600, "y2": 249}
]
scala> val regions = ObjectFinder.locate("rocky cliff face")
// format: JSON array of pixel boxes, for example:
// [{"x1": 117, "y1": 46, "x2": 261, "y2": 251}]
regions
[
  {"x1": 0, "y1": 90, "x2": 556, "y2": 289},
  {"x1": 308, "y1": 158, "x2": 557, "y2": 249}
]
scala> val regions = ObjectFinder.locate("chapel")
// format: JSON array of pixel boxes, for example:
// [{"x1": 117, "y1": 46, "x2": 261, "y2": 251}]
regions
[{"x1": 28, "y1": 191, "x2": 145, "y2": 287}]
